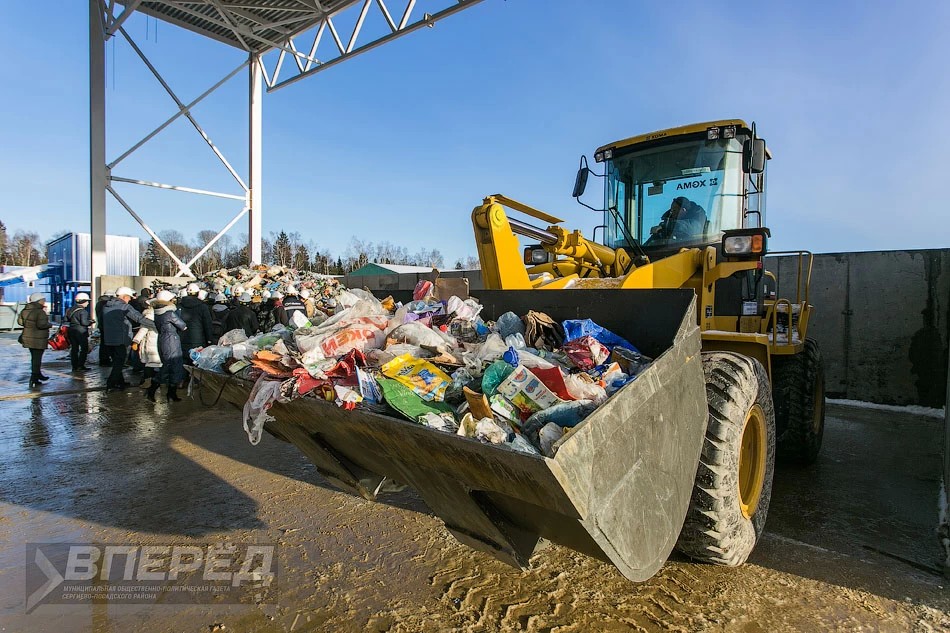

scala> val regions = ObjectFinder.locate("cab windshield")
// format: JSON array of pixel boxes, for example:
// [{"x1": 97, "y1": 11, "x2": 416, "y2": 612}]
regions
[{"x1": 604, "y1": 137, "x2": 747, "y2": 250}]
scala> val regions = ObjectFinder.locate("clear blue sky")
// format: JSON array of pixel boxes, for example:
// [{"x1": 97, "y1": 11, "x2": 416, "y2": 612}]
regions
[{"x1": 2, "y1": 0, "x2": 949, "y2": 265}]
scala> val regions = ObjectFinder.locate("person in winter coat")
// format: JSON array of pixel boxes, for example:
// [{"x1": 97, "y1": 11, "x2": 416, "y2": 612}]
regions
[
  {"x1": 95, "y1": 291, "x2": 113, "y2": 366},
  {"x1": 257, "y1": 291, "x2": 277, "y2": 332},
  {"x1": 18, "y1": 293, "x2": 51, "y2": 388},
  {"x1": 66, "y1": 292, "x2": 93, "y2": 371},
  {"x1": 276, "y1": 286, "x2": 306, "y2": 326},
  {"x1": 178, "y1": 283, "x2": 213, "y2": 362},
  {"x1": 131, "y1": 287, "x2": 152, "y2": 313},
  {"x1": 209, "y1": 293, "x2": 232, "y2": 342},
  {"x1": 300, "y1": 288, "x2": 316, "y2": 319},
  {"x1": 132, "y1": 304, "x2": 163, "y2": 400},
  {"x1": 102, "y1": 286, "x2": 155, "y2": 391},
  {"x1": 223, "y1": 293, "x2": 260, "y2": 337},
  {"x1": 150, "y1": 290, "x2": 188, "y2": 402}
]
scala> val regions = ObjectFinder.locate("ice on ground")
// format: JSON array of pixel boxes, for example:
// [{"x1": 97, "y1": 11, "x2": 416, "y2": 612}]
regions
[{"x1": 827, "y1": 398, "x2": 945, "y2": 419}]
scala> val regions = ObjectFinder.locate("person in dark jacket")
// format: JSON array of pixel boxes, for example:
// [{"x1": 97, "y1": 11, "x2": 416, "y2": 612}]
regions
[
  {"x1": 257, "y1": 291, "x2": 277, "y2": 332},
  {"x1": 66, "y1": 292, "x2": 93, "y2": 371},
  {"x1": 178, "y1": 283, "x2": 214, "y2": 362},
  {"x1": 18, "y1": 293, "x2": 51, "y2": 388},
  {"x1": 276, "y1": 286, "x2": 306, "y2": 326},
  {"x1": 223, "y1": 293, "x2": 259, "y2": 337},
  {"x1": 150, "y1": 290, "x2": 188, "y2": 402},
  {"x1": 210, "y1": 293, "x2": 232, "y2": 342},
  {"x1": 131, "y1": 287, "x2": 152, "y2": 313},
  {"x1": 95, "y1": 291, "x2": 113, "y2": 366},
  {"x1": 103, "y1": 286, "x2": 155, "y2": 391}
]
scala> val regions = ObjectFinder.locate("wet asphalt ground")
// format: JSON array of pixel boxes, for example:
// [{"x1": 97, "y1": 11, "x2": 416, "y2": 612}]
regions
[{"x1": 0, "y1": 334, "x2": 947, "y2": 632}]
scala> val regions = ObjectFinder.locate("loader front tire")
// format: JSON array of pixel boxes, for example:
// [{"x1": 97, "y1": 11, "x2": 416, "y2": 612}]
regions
[
  {"x1": 772, "y1": 338, "x2": 825, "y2": 464},
  {"x1": 676, "y1": 352, "x2": 776, "y2": 566}
]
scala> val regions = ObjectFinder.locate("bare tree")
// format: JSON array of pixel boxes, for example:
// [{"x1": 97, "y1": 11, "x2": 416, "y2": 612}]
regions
[{"x1": 9, "y1": 231, "x2": 44, "y2": 266}]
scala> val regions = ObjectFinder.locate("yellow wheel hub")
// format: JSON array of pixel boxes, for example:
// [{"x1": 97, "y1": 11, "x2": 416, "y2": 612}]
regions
[{"x1": 738, "y1": 404, "x2": 767, "y2": 520}]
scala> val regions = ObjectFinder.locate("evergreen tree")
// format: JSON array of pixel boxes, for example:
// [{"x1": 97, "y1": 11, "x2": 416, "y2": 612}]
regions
[
  {"x1": 293, "y1": 243, "x2": 311, "y2": 271},
  {"x1": 272, "y1": 231, "x2": 292, "y2": 266}
]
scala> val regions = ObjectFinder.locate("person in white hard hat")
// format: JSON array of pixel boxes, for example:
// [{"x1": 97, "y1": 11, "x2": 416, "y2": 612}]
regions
[
  {"x1": 224, "y1": 292, "x2": 259, "y2": 337},
  {"x1": 197, "y1": 289, "x2": 208, "y2": 303},
  {"x1": 132, "y1": 293, "x2": 163, "y2": 400},
  {"x1": 277, "y1": 286, "x2": 306, "y2": 326},
  {"x1": 102, "y1": 286, "x2": 155, "y2": 392},
  {"x1": 299, "y1": 288, "x2": 316, "y2": 319},
  {"x1": 148, "y1": 289, "x2": 188, "y2": 402},
  {"x1": 210, "y1": 293, "x2": 232, "y2": 341},
  {"x1": 18, "y1": 292, "x2": 51, "y2": 388},
  {"x1": 178, "y1": 281, "x2": 214, "y2": 364},
  {"x1": 66, "y1": 292, "x2": 93, "y2": 371}
]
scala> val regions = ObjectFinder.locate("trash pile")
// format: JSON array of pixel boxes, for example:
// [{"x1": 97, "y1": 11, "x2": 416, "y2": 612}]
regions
[
  {"x1": 152, "y1": 265, "x2": 346, "y2": 310},
  {"x1": 193, "y1": 279, "x2": 652, "y2": 457}
]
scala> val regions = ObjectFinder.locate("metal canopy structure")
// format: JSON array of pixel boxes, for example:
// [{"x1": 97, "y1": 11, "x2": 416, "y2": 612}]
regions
[{"x1": 89, "y1": 0, "x2": 484, "y2": 294}]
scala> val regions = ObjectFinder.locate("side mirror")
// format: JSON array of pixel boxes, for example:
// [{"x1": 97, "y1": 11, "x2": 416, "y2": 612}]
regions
[
  {"x1": 743, "y1": 138, "x2": 767, "y2": 174},
  {"x1": 572, "y1": 165, "x2": 590, "y2": 198}
]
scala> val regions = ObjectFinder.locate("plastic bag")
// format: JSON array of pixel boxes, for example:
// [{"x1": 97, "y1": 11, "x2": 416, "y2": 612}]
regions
[
  {"x1": 446, "y1": 296, "x2": 483, "y2": 321},
  {"x1": 218, "y1": 328, "x2": 248, "y2": 346},
  {"x1": 562, "y1": 335, "x2": 610, "y2": 370},
  {"x1": 476, "y1": 418, "x2": 513, "y2": 444},
  {"x1": 563, "y1": 373, "x2": 607, "y2": 404},
  {"x1": 242, "y1": 376, "x2": 287, "y2": 445},
  {"x1": 378, "y1": 378, "x2": 454, "y2": 422},
  {"x1": 194, "y1": 345, "x2": 232, "y2": 371},
  {"x1": 495, "y1": 312, "x2": 526, "y2": 339},
  {"x1": 420, "y1": 412, "x2": 459, "y2": 433},
  {"x1": 538, "y1": 422, "x2": 564, "y2": 457},
  {"x1": 562, "y1": 319, "x2": 639, "y2": 353},
  {"x1": 290, "y1": 311, "x2": 311, "y2": 329},
  {"x1": 481, "y1": 360, "x2": 515, "y2": 397},
  {"x1": 381, "y1": 354, "x2": 452, "y2": 402},
  {"x1": 387, "y1": 322, "x2": 456, "y2": 351},
  {"x1": 413, "y1": 279, "x2": 434, "y2": 301}
]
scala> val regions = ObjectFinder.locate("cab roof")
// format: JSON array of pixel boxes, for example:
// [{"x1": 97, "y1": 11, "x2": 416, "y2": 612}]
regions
[{"x1": 596, "y1": 119, "x2": 771, "y2": 157}]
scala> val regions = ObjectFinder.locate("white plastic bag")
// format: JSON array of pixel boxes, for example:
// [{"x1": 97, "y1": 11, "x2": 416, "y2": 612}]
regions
[
  {"x1": 218, "y1": 328, "x2": 248, "y2": 346},
  {"x1": 242, "y1": 376, "x2": 287, "y2": 445}
]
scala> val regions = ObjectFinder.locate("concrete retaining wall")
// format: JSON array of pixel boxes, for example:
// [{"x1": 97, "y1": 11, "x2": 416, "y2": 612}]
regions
[{"x1": 767, "y1": 249, "x2": 949, "y2": 407}]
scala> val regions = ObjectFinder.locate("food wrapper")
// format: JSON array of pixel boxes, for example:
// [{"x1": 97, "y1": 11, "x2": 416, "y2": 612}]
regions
[
  {"x1": 381, "y1": 354, "x2": 452, "y2": 402},
  {"x1": 495, "y1": 365, "x2": 563, "y2": 421}
]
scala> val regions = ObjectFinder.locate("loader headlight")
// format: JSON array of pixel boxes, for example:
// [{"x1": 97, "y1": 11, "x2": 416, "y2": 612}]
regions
[
  {"x1": 524, "y1": 246, "x2": 548, "y2": 265},
  {"x1": 722, "y1": 229, "x2": 770, "y2": 258},
  {"x1": 707, "y1": 126, "x2": 720, "y2": 140},
  {"x1": 593, "y1": 149, "x2": 612, "y2": 163}
]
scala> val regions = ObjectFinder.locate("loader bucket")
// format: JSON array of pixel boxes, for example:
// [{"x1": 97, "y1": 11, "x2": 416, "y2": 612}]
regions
[{"x1": 191, "y1": 289, "x2": 707, "y2": 582}]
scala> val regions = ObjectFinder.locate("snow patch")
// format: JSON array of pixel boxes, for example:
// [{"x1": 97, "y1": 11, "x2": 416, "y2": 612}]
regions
[{"x1": 827, "y1": 398, "x2": 945, "y2": 419}]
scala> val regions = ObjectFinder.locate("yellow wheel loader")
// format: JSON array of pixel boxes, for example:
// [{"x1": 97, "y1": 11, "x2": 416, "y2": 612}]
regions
[
  {"x1": 471, "y1": 119, "x2": 826, "y2": 564},
  {"x1": 190, "y1": 120, "x2": 824, "y2": 583}
]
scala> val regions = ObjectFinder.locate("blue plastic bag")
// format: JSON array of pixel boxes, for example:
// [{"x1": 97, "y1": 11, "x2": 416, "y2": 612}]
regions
[{"x1": 561, "y1": 319, "x2": 640, "y2": 353}]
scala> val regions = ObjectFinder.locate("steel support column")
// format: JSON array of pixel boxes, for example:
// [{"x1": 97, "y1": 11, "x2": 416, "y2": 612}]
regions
[
  {"x1": 248, "y1": 53, "x2": 263, "y2": 264},
  {"x1": 89, "y1": 0, "x2": 107, "y2": 298}
]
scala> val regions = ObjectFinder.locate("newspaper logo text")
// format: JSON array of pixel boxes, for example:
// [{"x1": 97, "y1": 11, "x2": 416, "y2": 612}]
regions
[{"x1": 63, "y1": 545, "x2": 275, "y2": 587}]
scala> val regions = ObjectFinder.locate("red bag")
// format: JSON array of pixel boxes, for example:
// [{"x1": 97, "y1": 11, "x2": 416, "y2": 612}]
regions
[{"x1": 48, "y1": 325, "x2": 70, "y2": 351}]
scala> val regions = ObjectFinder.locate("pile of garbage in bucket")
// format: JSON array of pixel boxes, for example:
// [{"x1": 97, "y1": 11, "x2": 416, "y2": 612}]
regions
[{"x1": 191, "y1": 274, "x2": 652, "y2": 458}]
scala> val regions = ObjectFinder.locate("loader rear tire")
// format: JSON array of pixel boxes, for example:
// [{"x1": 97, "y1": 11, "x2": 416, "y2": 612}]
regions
[
  {"x1": 772, "y1": 338, "x2": 825, "y2": 464},
  {"x1": 676, "y1": 352, "x2": 776, "y2": 566}
]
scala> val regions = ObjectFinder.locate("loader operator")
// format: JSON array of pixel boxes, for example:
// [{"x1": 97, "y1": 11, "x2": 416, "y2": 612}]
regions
[{"x1": 648, "y1": 196, "x2": 707, "y2": 243}]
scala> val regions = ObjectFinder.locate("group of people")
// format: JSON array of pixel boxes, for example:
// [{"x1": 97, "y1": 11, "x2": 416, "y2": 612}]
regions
[{"x1": 17, "y1": 281, "x2": 320, "y2": 398}]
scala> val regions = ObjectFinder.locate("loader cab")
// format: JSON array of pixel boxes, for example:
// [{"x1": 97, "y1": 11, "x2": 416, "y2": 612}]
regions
[{"x1": 595, "y1": 120, "x2": 769, "y2": 257}]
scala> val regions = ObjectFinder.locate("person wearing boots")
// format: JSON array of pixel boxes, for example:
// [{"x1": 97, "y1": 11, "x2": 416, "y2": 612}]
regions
[
  {"x1": 132, "y1": 300, "x2": 163, "y2": 400},
  {"x1": 178, "y1": 283, "x2": 213, "y2": 364},
  {"x1": 95, "y1": 290, "x2": 114, "y2": 366},
  {"x1": 66, "y1": 292, "x2": 93, "y2": 371},
  {"x1": 151, "y1": 290, "x2": 187, "y2": 402},
  {"x1": 102, "y1": 286, "x2": 155, "y2": 392},
  {"x1": 18, "y1": 292, "x2": 51, "y2": 388},
  {"x1": 223, "y1": 293, "x2": 260, "y2": 337}
]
